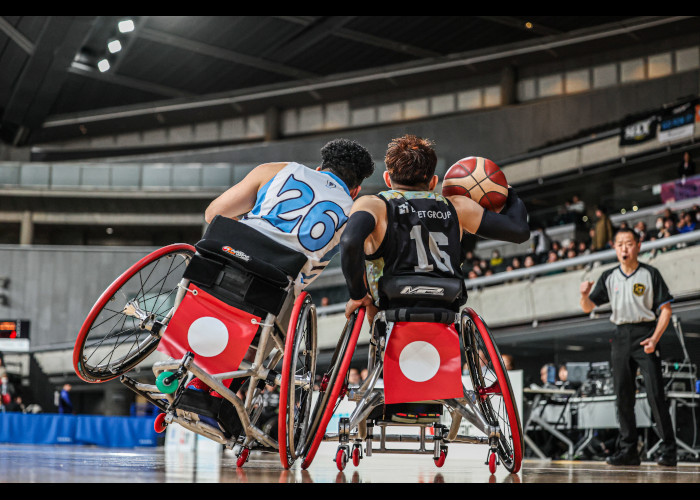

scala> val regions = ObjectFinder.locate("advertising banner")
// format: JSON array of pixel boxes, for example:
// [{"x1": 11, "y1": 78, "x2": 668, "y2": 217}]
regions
[
  {"x1": 658, "y1": 99, "x2": 698, "y2": 143},
  {"x1": 620, "y1": 114, "x2": 658, "y2": 145}
]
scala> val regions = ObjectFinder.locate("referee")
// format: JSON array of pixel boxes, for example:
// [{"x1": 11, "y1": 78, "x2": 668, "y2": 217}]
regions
[{"x1": 579, "y1": 227, "x2": 677, "y2": 467}]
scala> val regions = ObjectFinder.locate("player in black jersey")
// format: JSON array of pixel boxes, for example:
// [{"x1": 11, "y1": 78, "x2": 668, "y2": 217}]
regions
[{"x1": 339, "y1": 134, "x2": 530, "y2": 324}]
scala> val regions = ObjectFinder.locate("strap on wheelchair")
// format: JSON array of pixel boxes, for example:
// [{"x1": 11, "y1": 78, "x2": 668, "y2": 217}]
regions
[
  {"x1": 381, "y1": 307, "x2": 458, "y2": 324},
  {"x1": 183, "y1": 252, "x2": 290, "y2": 317},
  {"x1": 197, "y1": 215, "x2": 307, "y2": 283}
]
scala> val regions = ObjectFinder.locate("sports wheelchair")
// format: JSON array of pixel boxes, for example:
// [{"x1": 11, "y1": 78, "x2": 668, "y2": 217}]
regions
[
  {"x1": 299, "y1": 279, "x2": 523, "y2": 475},
  {"x1": 73, "y1": 216, "x2": 319, "y2": 469}
]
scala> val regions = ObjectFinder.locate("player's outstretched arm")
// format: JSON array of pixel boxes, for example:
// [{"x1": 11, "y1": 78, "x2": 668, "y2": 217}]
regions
[
  {"x1": 339, "y1": 196, "x2": 383, "y2": 321},
  {"x1": 204, "y1": 162, "x2": 287, "y2": 223},
  {"x1": 449, "y1": 187, "x2": 530, "y2": 244}
]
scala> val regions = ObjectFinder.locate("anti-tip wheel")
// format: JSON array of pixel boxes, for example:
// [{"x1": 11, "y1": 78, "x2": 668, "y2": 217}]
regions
[{"x1": 335, "y1": 448, "x2": 348, "y2": 472}]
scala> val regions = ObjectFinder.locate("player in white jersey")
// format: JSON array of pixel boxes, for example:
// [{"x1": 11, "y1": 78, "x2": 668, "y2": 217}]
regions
[{"x1": 205, "y1": 139, "x2": 375, "y2": 291}]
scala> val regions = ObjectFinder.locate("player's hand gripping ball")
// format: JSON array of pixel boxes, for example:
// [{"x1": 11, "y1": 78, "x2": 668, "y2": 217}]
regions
[{"x1": 442, "y1": 156, "x2": 508, "y2": 212}]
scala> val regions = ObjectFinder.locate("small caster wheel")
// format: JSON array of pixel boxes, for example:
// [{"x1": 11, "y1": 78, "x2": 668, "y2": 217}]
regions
[
  {"x1": 488, "y1": 452, "x2": 497, "y2": 474},
  {"x1": 352, "y1": 446, "x2": 361, "y2": 467},
  {"x1": 153, "y1": 413, "x2": 168, "y2": 433},
  {"x1": 336, "y1": 448, "x2": 348, "y2": 472},
  {"x1": 236, "y1": 447, "x2": 250, "y2": 468},
  {"x1": 434, "y1": 447, "x2": 447, "y2": 468},
  {"x1": 155, "y1": 371, "x2": 179, "y2": 394}
]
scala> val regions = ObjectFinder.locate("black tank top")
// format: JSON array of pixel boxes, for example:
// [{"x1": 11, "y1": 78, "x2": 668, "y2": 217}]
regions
[{"x1": 365, "y1": 190, "x2": 465, "y2": 310}]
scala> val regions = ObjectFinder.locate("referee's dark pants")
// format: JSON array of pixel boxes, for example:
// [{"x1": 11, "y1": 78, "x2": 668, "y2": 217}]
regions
[{"x1": 612, "y1": 323, "x2": 677, "y2": 458}]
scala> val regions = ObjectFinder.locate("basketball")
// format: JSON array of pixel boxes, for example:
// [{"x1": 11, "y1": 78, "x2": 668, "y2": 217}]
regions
[{"x1": 441, "y1": 156, "x2": 509, "y2": 212}]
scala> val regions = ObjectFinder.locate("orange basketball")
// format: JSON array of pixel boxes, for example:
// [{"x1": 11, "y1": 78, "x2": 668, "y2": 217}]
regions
[{"x1": 441, "y1": 156, "x2": 508, "y2": 212}]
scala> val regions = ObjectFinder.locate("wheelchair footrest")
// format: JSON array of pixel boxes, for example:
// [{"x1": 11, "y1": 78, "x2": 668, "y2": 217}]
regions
[
  {"x1": 384, "y1": 403, "x2": 443, "y2": 424},
  {"x1": 175, "y1": 388, "x2": 243, "y2": 438}
]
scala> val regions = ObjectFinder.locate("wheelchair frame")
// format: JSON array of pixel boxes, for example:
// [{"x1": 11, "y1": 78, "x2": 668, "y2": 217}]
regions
[
  {"x1": 73, "y1": 244, "x2": 318, "y2": 469},
  {"x1": 301, "y1": 307, "x2": 523, "y2": 474}
]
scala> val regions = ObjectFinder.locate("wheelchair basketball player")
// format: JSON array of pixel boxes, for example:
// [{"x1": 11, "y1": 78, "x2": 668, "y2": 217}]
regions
[
  {"x1": 185, "y1": 138, "x2": 375, "y2": 405},
  {"x1": 340, "y1": 134, "x2": 530, "y2": 322}
]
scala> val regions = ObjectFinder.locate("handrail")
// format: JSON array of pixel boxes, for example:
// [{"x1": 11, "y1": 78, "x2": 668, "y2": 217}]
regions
[{"x1": 314, "y1": 230, "x2": 700, "y2": 316}]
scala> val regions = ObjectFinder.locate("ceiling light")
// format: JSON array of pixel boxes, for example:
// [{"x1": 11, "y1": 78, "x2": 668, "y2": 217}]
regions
[
  {"x1": 97, "y1": 59, "x2": 111, "y2": 72},
  {"x1": 525, "y1": 22, "x2": 533, "y2": 30},
  {"x1": 118, "y1": 19, "x2": 135, "y2": 33},
  {"x1": 621, "y1": 209, "x2": 626, "y2": 214},
  {"x1": 108, "y1": 40, "x2": 122, "y2": 53}
]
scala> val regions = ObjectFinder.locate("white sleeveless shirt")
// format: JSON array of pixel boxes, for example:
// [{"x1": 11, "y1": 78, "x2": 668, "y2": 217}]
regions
[{"x1": 240, "y1": 162, "x2": 353, "y2": 289}]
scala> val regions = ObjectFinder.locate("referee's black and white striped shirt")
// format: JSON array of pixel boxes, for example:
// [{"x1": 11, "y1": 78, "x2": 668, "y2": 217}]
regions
[{"x1": 589, "y1": 263, "x2": 673, "y2": 325}]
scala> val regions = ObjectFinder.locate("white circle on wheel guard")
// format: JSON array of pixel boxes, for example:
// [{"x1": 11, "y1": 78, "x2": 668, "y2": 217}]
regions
[
  {"x1": 187, "y1": 316, "x2": 229, "y2": 357},
  {"x1": 398, "y1": 341, "x2": 440, "y2": 382}
]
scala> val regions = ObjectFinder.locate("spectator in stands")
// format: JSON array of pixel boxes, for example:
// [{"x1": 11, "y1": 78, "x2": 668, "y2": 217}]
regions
[
  {"x1": 693, "y1": 205, "x2": 700, "y2": 223},
  {"x1": 0, "y1": 355, "x2": 7, "y2": 380},
  {"x1": 464, "y1": 250, "x2": 476, "y2": 267},
  {"x1": 577, "y1": 240, "x2": 591, "y2": 256},
  {"x1": 6, "y1": 395, "x2": 25, "y2": 413},
  {"x1": 556, "y1": 364, "x2": 570, "y2": 389},
  {"x1": 551, "y1": 240, "x2": 563, "y2": 259},
  {"x1": 658, "y1": 217, "x2": 678, "y2": 239},
  {"x1": 565, "y1": 248, "x2": 583, "y2": 272},
  {"x1": 470, "y1": 262, "x2": 483, "y2": 277},
  {"x1": 539, "y1": 364, "x2": 556, "y2": 388},
  {"x1": 677, "y1": 212, "x2": 697, "y2": 233},
  {"x1": 348, "y1": 368, "x2": 361, "y2": 387},
  {"x1": 524, "y1": 255, "x2": 536, "y2": 268},
  {"x1": 467, "y1": 270, "x2": 479, "y2": 280},
  {"x1": 511, "y1": 256, "x2": 522, "y2": 271},
  {"x1": 532, "y1": 225, "x2": 552, "y2": 263},
  {"x1": 501, "y1": 354, "x2": 515, "y2": 371},
  {"x1": 569, "y1": 195, "x2": 589, "y2": 243},
  {"x1": 634, "y1": 221, "x2": 648, "y2": 242},
  {"x1": 546, "y1": 250, "x2": 560, "y2": 264},
  {"x1": 360, "y1": 369, "x2": 369, "y2": 382},
  {"x1": 661, "y1": 208, "x2": 678, "y2": 225},
  {"x1": 58, "y1": 383, "x2": 74, "y2": 414},
  {"x1": 678, "y1": 151, "x2": 696, "y2": 180},
  {"x1": 490, "y1": 250, "x2": 505, "y2": 272},
  {"x1": 1, "y1": 375, "x2": 14, "y2": 409},
  {"x1": 593, "y1": 206, "x2": 614, "y2": 251},
  {"x1": 478, "y1": 259, "x2": 490, "y2": 274}
]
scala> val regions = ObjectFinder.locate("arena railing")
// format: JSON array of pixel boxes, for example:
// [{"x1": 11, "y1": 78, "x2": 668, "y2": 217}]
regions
[
  {"x1": 314, "y1": 230, "x2": 700, "y2": 316},
  {"x1": 464, "y1": 230, "x2": 700, "y2": 290}
]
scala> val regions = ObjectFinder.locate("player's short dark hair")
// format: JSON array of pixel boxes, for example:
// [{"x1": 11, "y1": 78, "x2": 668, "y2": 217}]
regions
[
  {"x1": 614, "y1": 226, "x2": 640, "y2": 243},
  {"x1": 385, "y1": 135, "x2": 437, "y2": 187},
  {"x1": 320, "y1": 139, "x2": 374, "y2": 190}
]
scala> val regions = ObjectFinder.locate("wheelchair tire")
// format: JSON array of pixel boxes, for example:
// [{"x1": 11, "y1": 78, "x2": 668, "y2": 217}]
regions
[
  {"x1": 73, "y1": 243, "x2": 195, "y2": 383},
  {"x1": 278, "y1": 292, "x2": 317, "y2": 469},
  {"x1": 300, "y1": 308, "x2": 365, "y2": 470},
  {"x1": 462, "y1": 308, "x2": 523, "y2": 474}
]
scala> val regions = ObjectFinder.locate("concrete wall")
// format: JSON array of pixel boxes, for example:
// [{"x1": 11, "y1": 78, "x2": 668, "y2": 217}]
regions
[
  {"x1": 0, "y1": 244, "x2": 158, "y2": 349},
  {"x1": 100, "y1": 69, "x2": 700, "y2": 171}
]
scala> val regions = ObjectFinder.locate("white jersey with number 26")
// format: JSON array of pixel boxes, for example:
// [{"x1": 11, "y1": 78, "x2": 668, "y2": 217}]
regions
[{"x1": 239, "y1": 162, "x2": 353, "y2": 289}]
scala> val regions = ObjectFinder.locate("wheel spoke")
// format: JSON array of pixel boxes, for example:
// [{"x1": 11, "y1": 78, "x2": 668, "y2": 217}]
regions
[{"x1": 76, "y1": 247, "x2": 194, "y2": 381}]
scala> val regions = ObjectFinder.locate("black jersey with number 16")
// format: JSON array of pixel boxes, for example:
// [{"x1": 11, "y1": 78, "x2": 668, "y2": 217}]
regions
[{"x1": 365, "y1": 190, "x2": 466, "y2": 310}]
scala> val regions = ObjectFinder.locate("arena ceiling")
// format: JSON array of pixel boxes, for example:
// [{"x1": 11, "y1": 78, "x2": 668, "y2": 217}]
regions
[{"x1": 1, "y1": 16, "x2": 699, "y2": 147}]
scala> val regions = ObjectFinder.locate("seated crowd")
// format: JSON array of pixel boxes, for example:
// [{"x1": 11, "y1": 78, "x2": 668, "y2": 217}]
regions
[{"x1": 465, "y1": 204, "x2": 699, "y2": 281}]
